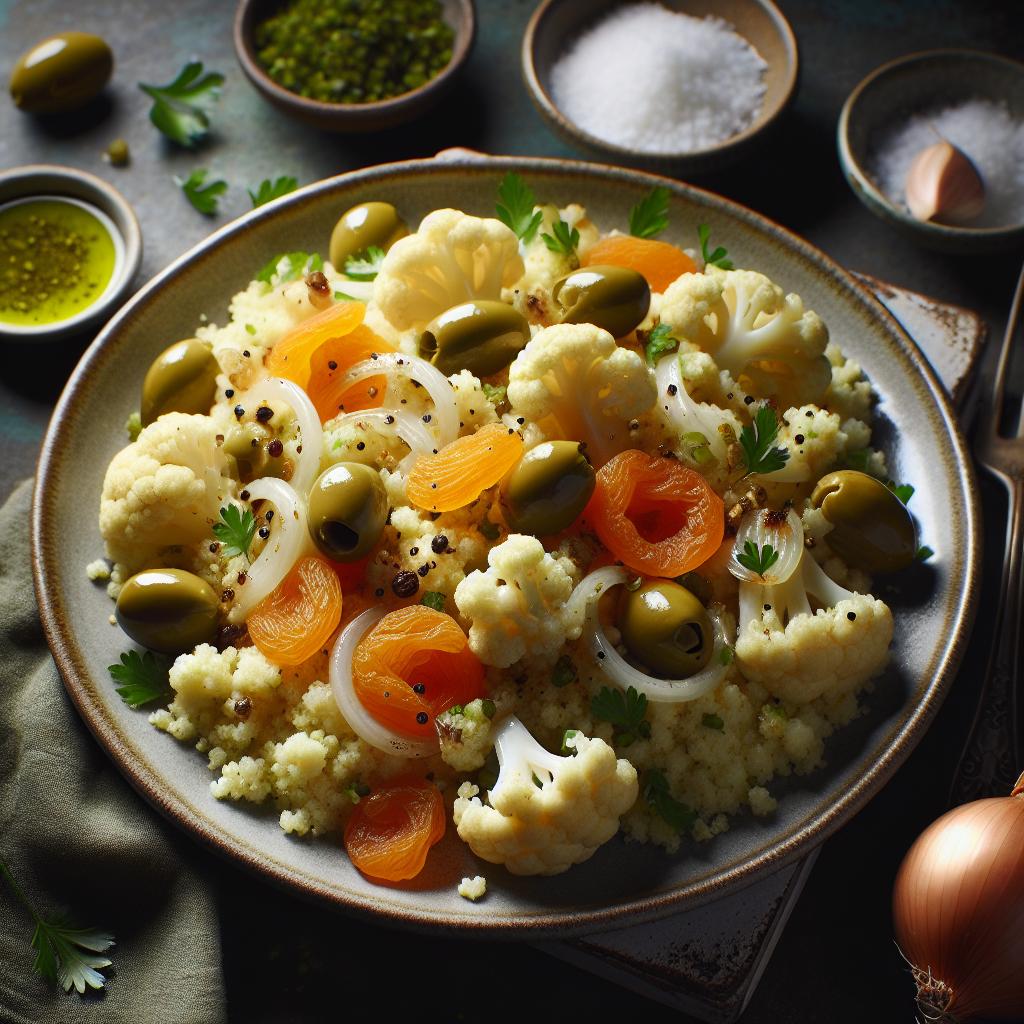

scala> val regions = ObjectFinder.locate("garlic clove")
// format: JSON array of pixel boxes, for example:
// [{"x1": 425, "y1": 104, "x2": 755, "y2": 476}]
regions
[{"x1": 905, "y1": 139, "x2": 985, "y2": 225}]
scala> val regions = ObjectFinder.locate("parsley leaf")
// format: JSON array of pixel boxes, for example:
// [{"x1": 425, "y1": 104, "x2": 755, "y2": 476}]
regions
[
  {"x1": 334, "y1": 290, "x2": 361, "y2": 302},
  {"x1": 736, "y1": 540, "x2": 780, "y2": 578},
  {"x1": 139, "y1": 61, "x2": 223, "y2": 147},
  {"x1": 644, "y1": 323, "x2": 679, "y2": 366},
  {"x1": 344, "y1": 246, "x2": 386, "y2": 281},
  {"x1": 108, "y1": 650, "x2": 170, "y2": 708},
  {"x1": 845, "y1": 448, "x2": 873, "y2": 473},
  {"x1": 560, "y1": 729, "x2": 579, "y2": 755},
  {"x1": 213, "y1": 504, "x2": 257, "y2": 560},
  {"x1": 124, "y1": 410, "x2": 142, "y2": 441},
  {"x1": 629, "y1": 186, "x2": 670, "y2": 239},
  {"x1": 739, "y1": 405, "x2": 790, "y2": 476},
  {"x1": 495, "y1": 172, "x2": 543, "y2": 243},
  {"x1": 698, "y1": 223, "x2": 734, "y2": 270},
  {"x1": 255, "y1": 251, "x2": 322, "y2": 285},
  {"x1": 482, "y1": 383, "x2": 507, "y2": 407},
  {"x1": 889, "y1": 481, "x2": 915, "y2": 504},
  {"x1": 248, "y1": 175, "x2": 298, "y2": 208},
  {"x1": 541, "y1": 219, "x2": 580, "y2": 257},
  {"x1": 422, "y1": 591, "x2": 446, "y2": 612},
  {"x1": 915, "y1": 545, "x2": 935, "y2": 562},
  {"x1": 644, "y1": 769, "x2": 697, "y2": 833},
  {"x1": 702, "y1": 712, "x2": 725, "y2": 732},
  {"x1": 719, "y1": 644, "x2": 734, "y2": 666},
  {"x1": 478, "y1": 520, "x2": 500, "y2": 541},
  {"x1": 175, "y1": 168, "x2": 227, "y2": 215},
  {"x1": 591, "y1": 685, "x2": 650, "y2": 747},
  {"x1": 552, "y1": 654, "x2": 577, "y2": 688}
]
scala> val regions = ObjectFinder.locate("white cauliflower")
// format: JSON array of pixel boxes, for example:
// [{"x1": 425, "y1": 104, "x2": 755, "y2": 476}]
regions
[
  {"x1": 735, "y1": 548, "x2": 893, "y2": 703},
  {"x1": 824, "y1": 342, "x2": 873, "y2": 422},
  {"x1": 507, "y1": 322, "x2": 655, "y2": 465},
  {"x1": 659, "y1": 267, "x2": 832, "y2": 409},
  {"x1": 453, "y1": 716, "x2": 638, "y2": 875},
  {"x1": 437, "y1": 698, "x2": 497, "y2": 771},
  {"x1": 454, "y1": 534, "x2": 582, "y2": 668},
  {"x1": 372, "y1": 209, "x2": 524, "y2": 332},
  {"x1": 760, "y1": 405, "x2": 856, "y2": 483},
  {"x1": 99, "y1": 413, "x2": 235, "y2": 571}
]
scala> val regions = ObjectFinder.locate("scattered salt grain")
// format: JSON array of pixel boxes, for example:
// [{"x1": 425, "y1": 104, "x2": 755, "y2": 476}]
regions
[
  {"x1": 872, "y1": 99, "x2": 1024, "y2": 228},
  {"x1": 550, "y1": 3, "x2": 767, "y2": 155}
]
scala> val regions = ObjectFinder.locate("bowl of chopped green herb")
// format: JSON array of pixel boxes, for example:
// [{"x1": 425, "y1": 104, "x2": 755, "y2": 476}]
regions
[{"x1": 234, "y1": 0, "x2": 476, "y2": 132}]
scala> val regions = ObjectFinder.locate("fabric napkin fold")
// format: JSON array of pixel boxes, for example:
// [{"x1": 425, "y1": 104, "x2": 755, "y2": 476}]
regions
[{"x1": 0, "y1": 479, "x2": 227, "y2": 1024}]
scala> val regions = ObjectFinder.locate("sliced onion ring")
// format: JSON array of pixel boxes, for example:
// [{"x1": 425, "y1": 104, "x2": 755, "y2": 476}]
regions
[
  {"x1": 239, "y1": 376, "x2": 323, "y2": 498},
  {"x1": 329, "y1": 408, "x2": 437, "y2": 474},
  {"x1": 728, "y1": 508, "x2": 804, "y2": 585},
  {"x1": 329, "y1": 607, "x2": 438, "y2": 758},
  {"x1": 232, "y1": 476, "x2": 310, "y2": 621},
  {"x1": 567, "y1": 567, "x2": 732, "y2": 704},
  {"x1": 340, "y1": 353, "x2": 459, "y2": 447}
]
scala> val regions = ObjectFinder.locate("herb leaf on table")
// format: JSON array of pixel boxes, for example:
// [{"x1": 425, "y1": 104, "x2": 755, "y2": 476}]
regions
[
  {"x1": 175, "y1": 169, "x2": 227, "y2": 215},
  {"x1": 629, "y1": 186, "x2": 671, "y2": 239},
  {"x1": 495, "y1": 172, "x2": 543, "y2": 243},
  {"x1": 139, "y1": 61, "x2": 224, "y2": 148},
  {"x1": 249, "y1": 176, "x2": 298, "y2": 208}
]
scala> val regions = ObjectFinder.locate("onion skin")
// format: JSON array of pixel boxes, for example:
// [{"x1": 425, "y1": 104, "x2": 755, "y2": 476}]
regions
[{"x1": 893, "y1": 779, "x2": 1024, "y2": 1022}]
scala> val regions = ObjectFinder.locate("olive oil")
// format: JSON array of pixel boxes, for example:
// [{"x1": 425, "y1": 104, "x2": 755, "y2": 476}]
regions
[{"x1": 0, "y1": 196, "x2": 118, "y2": 327}]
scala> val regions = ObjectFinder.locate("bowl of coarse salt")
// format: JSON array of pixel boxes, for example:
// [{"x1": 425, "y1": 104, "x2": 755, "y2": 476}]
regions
[
  {"x1": 839, "y1": 49, "x2": 1024, "y2": 253},
  {"x1": 522, "y1": 0, "x2": 798, "y2": 176}
]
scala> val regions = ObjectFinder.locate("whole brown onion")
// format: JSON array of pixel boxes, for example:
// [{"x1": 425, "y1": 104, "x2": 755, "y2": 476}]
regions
[{"x1": 893, "y1": 772, "x2": 1024, "y2": 1022}]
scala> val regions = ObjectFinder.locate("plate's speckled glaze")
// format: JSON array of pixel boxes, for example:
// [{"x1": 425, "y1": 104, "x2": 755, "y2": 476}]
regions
[{"x1": 32, "y1": 156, "x2": 979, "y2": 938}]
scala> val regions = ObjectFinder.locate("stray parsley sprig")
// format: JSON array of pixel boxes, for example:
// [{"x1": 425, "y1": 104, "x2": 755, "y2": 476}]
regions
[
  {"x1": 344, "y1": 246, "x2": 386, "y2": 281},
  {"x1": 255, "y1": 250, "x2": 323, "y2": 285},
  {"x1": 421, "y1": 591, "x2": 446, "y2": 612},
  {"x1": 698, "y1": 223, "x2": 733, "y2": 270},
  {"x1": 495, "y1": 172, "x2": 543, "y2": 243},
  {"x1": 175, "y1": 169, "x2": 227, "y2": 215},
  {"x1": 736, "y1": 541, "x2": 780, "y2": 579},
  {"x1": 644, "y1": 323, "x2": 678, "y2": 366},
  {"x1": 541, "y1": 219, "x2": 580, "y2": 257},
  {"x1": 629, "y1": 186, "x2": 670, "y2": 239},
  {"x1": 889, "y1": 481, "x2": 915, "y2": 504},
  {"x1": 644, "y1": 769, "x2": 697, "y2": 833},
  {"x1": 0, "y1": 857, "x2": 114, "y2": 995},
  {"x1": 915, "y1": 545, "x2": 935, "y2": 562},
  {"x1": 739, "y1": 405, "x2": 790, "y2": 476},
  {"x1": 249, "y1": 175, "x2": 298, "y2": 208},
  {"x1": 213, "y1": 504, "x2": 257, "y2": 560},
  {"x1": 591, "y1": 685, "x2": 650, "y2": 747},
  {"x1": 139, "y1": 61, "x2": 224, "y2": 147},
  {"x1": 108, "y1": 650, "x2": 171, "y2": 708}
]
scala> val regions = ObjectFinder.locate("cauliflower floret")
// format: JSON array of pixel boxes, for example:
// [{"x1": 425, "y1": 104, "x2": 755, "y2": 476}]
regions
[
  {"x1": 372, "y1": 209, "x2": 524, "y2": 332},
  {"x1": 99, "y1": 412, "x2": 235, "y2": 572},
  {"x1": 735, "y1": 549, "x2": 893, "y2": 703},
  {"x1": 437, "y1": 698, "x2": 497, "y2": 771},
  {"x1": 507, "y1": 322, "x2": 655, "y2": 465},
  {"x1": 449, "y1": 369, "x2": 499, "y2": 434},
  {"x1": 453, "y1": 716, "x2": 638, "y2": 875},
  {"x1": 457, "y1": 875, "x2": 488, "y2": 901},
  {"x1": 824, "y1": 342, "x2": 874, "y2": 422},
  {"x1": 760, "y1": 405, "x2": 856, "y2": 484},
  {"x1": 659, "y1": 267, "x2": 831, "y2": 409},
  {"x1": 454, "y1": 535, "x2": 582, "y2": 668}
]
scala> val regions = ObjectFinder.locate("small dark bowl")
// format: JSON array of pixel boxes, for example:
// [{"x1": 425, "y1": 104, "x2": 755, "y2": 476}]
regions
[
  {"x1": 522, "y1": 0, "x2": 798, "y2": 176},
  {"x1": 234, "y1": 0, "x2": 476, "y2": 132},
  {"x1": 838, "y1": 49, "x2": 1024, "y2": 254}
]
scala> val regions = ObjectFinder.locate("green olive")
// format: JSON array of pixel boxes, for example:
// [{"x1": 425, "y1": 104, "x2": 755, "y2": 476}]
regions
[
  {"x1": 222, "y1": 422, "x2": 288, "y2": 481},
  {"x1": 811, "y1": 470, "x2": 918, "y2": 574},
  {"x1": 500, "y1": 441, "x2": 595, "y2": 536},
  {"x1": 141, "y1": 339, "x2": 219, "y2": 426},
  {"x1": 329, "y1": 202, "x2": 408, "y2": 268},
  {"x1": 552, "y1": 265, "x2": 651, "y2": 339},
  {"x1": 618, "y1": 580, "x2": 714, "y2": 678},
  {"x1": 308, "y1": 463, "x2": 388, "y2": 562},
  {"x1": 419, "y1": 300, "x2": 530, "y2": 377},
  {"x1": 115, "y1": 568, "x2": 219, "y2": 654},
  {"x1": 9, "y1": 32, "x2": 113, "y2": 114}
]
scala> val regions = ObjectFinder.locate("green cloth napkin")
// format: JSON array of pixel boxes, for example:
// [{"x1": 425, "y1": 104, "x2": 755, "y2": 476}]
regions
[{"x1": 0, "y1": 480, "x2": 227, "y2": 1024}]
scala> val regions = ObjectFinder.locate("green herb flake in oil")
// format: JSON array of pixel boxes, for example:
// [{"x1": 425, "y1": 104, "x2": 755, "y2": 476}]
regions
[{"x1": 0, "y1": 199, "x2": 117, "y2": 327}]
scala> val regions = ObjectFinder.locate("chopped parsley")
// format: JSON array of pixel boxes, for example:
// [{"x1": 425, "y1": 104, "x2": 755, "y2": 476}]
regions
[
  {"x1": 255, "y1": 250, "x2": 323, "y2": 285},
  {"x1": 478, "y1": 520, "x2": 500, "y2": 541},
  {"x1": 344, "y1": 245, "x2": 386, "y2": 281},
  {"x1": 482, "y1": 383, "x2": 507, "y2": 407},
  {"x1": 629, "y1": 186, "x2": 671, "y2": 239},
  {"x1": 175, "y1": 168, "x2": 227, "y2": 215},
  {"x1": 915, "y1": 545, "x2": 935, "y2": 562},
  {"x1": 889, "y1": 481, "x2": 915, "y2": 504},
  {"x1": 560, "y1": 729, "x2": 580, "y2": 755},
  {"x1": 644, "y1": 769, "x2": 697, "y2": 833},
  {"x1": 213, "y1": 504, "x2": 257, "y2": 561},
  {"x1": 248, "y1": 175, "x2": 298, "y2": 208},
  {"x1": 541, "y1": 218, "x2": 579, "y2": 257},
  {"x1": 739, "y1": 405, "x2": 790, "y2": 476},
  {"x1": 644, "y1": 323, "x2": 679, "y2": 366},
  {"x1": 334, "y1": 290, "x2": 361, "y2": 302},
  {"x1": 736, "y1": 541, "x2": 780, "y2": 579},
  {"x1": 719, "y1": 644, "x2": 734, "y2": 666},
  {"x1": 702, "y1": 712, "x2": 725, "y2": 732},
  {"x1": 495, "y1": 172, "x2": 543, "y2": 243},
  {"x1": 552, "y1": 654, "x2": 577, "y2": 688},
  {"x1": 107, "y1": 650, "x2": 170, "y2": 708},
  {"x1": 421, "y1": 591, "x2": 446, "y2": 612},
  {"x1": 591, "y1": 685, "x2": 650, "y2": 747},
  {"x1": 124, "y1": 410, "x2": 142, "y2": 441},
  {"x1": 698, "y1": 223, "x2": 733, "y2": 270},
  {"x1": 139, "y1": 61, "x2": 223, "y2": 147}
]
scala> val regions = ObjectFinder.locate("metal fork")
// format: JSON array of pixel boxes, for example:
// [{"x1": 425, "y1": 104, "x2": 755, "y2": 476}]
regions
[{"x1": 950, "y1": 260, "x2": 1024, "y2": 805}]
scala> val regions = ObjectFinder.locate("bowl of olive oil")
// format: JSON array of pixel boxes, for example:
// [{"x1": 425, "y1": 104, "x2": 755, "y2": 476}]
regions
[{"x1": 0, "y1": 165, "x2": 141, "y2": 341}]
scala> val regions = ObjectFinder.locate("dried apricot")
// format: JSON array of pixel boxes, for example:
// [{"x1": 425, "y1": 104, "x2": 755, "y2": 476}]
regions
[
  {"x1": 307, "y1": 326, "x2": 394, "y2": 421},
  {"x1": 265, "y1": 301, "x2": 364, "y2": 389},
  {"x1": 584, "y1": 236, "x2": 696, "y2": 294}
]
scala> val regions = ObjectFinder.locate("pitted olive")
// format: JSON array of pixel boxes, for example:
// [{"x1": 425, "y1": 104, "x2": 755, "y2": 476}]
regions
[
  {"x1": 552, "y1": 265, "x2": 651, "y2": 339},
  {"x1": 618, "y1": 580, "x2": 714, "y2": 678},
  {"x1": 222, "y1": 421, "x2": 289, "y2": 481},
  {"x1": 419, "y1": 300, "x2": 530, "y2": 377},
  {"x1": 115, "y1": 568, "x2": 219, "y2": 654},
  {"x1": 141, "y1": 339, "x2": 219, "y2": 426},
  {"x1": 328, "y1": 202, "x2": 408, "y2": 267},
  {"x1": 810, "y1": 470, "x2": 917, "y2": 574},
  {"x1": 500, "y1": 441, "x2": 595, "y2": 535},
  {"x1": 308, "y1": 463, "x2": 388, "y2": 562},
  {"x1": 10, "y1": 32, "x2": 113, "y2": 114}
]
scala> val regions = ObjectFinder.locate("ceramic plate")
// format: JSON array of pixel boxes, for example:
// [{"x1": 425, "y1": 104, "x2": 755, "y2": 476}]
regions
[{"x1": 32, "y1": 155, "x2": 979, "y2": 937}]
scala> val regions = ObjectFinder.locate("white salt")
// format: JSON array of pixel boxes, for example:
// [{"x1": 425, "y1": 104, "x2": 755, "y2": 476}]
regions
[
  {"x1": 549, "y1": 3, "x2": 767, "y2": 155},
  {"x1": 871, "y1": 99, "x2": 1024, "y2": 228}
]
